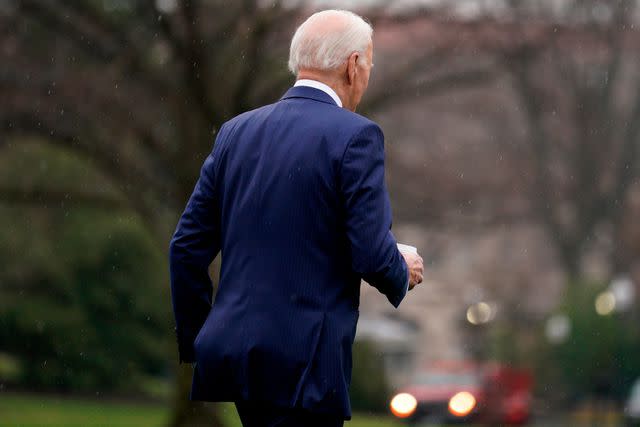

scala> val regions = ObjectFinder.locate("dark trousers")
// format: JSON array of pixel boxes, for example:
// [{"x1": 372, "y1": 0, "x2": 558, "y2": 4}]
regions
[{"x1": 234, "y1": 400, "x2": 344, "y2": 427}]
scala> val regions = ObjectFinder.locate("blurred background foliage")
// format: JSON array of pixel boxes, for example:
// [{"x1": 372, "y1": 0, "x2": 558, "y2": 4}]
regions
[
  {"x1": 472, "y1": 279, "x2": 640, "y2": 406},
  {"x1": 350, "y1": 341, "x2": 390, "y2": 414},
  {"x1": 0, "y1": 140, "x2": 169, "y2": 392},
  {"x1": 537, "y1": 282, "x2": 640, "y2": 402}
]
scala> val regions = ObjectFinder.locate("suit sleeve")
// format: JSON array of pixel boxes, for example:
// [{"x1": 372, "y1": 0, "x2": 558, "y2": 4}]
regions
[
  {"x1": 339, "y1": 123, "x2": 409, "y2": 308},
  {"x1": 169, "y1": 143, "x2": 222, "y2": 363}
]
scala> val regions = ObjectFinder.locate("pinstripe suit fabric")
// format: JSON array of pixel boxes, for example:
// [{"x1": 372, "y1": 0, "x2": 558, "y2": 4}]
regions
[{"x1": 169, "y1": 86, "x2": 408, "y2": 420}]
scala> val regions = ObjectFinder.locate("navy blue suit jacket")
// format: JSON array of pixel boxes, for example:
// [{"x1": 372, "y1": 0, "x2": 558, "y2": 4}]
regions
[{"x1": 169, "y1": 86, "x2": 408, "y2": 419}]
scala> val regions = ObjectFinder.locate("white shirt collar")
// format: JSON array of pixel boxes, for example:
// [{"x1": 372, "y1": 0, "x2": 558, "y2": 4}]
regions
[{"x1": 294, "y1": 79, "x2": 343, "y2": 108}]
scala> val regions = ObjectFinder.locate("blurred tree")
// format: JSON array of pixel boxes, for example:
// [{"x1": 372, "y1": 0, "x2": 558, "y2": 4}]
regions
[
  {"x1": 376, "y1": 1, "x2": 640, "y2": 285},
  {"x1": 495, "y1": 0, "x2": 640, "y2": 282},
  {"x1": 1, "y1": 0, "x2": 298, "y2": 228}
]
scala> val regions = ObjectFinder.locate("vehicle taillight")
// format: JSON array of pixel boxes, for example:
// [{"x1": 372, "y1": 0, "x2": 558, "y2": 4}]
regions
[
  {"x1": 390, "y1": 393, "x2": 418, "y2": 418},
  {"x1": 448, "y1": 391, "x2": 476, "y2": 417}
]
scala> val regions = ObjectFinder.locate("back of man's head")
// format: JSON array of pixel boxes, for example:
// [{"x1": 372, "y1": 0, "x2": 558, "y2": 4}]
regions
[{"x1": 288, "y1": 10, "x2": 373, "y2": 76}]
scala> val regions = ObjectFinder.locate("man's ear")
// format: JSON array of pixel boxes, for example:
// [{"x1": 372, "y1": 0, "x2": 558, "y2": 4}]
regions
[{"x1": 346, "y1": 52, "x2": 359, "y2": 86}]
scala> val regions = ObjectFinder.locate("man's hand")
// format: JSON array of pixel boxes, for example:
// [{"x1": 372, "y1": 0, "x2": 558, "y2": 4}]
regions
[{"x1": 400, "y1": 250, "x2": 424, "y2": 290}]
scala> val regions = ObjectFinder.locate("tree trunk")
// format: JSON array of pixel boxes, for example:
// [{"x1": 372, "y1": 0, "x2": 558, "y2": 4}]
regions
[
  {"x1": 168, "y1": 254, "x2": 225, "y2": 427},
  {"x1": 168, "y1": 363, "x2": 225, "y2": 427}
]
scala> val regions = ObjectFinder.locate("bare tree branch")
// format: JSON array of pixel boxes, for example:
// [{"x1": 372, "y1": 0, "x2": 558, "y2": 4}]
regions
[
  {"x1": 363, "y1": 67, "x2": 494, "y2": 115},
  {"x1": 179, "y1": 0, "x2": 217, "y2": 124},
  {"x1": 18, "y1": 0, "x2": 175, "y2": 98},
  {"x1": 19, "y1": 0, "x2": 118, "y2": 61}
]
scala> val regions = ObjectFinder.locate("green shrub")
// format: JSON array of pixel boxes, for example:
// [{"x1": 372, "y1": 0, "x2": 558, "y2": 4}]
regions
[
  {"x1": 0, "y1": 208, "x2": 171, "y2": 392},
  {"x1": 546, "y1": 283, "x2": 640, "y2": 400}
]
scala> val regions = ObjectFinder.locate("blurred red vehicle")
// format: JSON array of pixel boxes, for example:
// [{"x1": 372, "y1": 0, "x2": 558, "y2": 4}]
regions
[{"x1": 389, "y1": 361, "x2": 533, "y2": 425}]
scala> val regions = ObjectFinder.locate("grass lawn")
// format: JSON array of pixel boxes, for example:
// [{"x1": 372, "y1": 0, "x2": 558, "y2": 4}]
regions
[
  {"x1": 219, "y1": 403, "x2": 402, "y2": 427},
  {"x1": 0, "y1": 392, "x2": 168, "y2": 427},
  {"x1": 0, "y1": 393, "x2": 403, "y2": 427}
]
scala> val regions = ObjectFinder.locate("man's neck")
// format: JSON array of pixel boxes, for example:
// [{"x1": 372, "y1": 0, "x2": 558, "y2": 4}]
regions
[{"x1": 296, "y1": 70, "x2": 349, "y2": 109}]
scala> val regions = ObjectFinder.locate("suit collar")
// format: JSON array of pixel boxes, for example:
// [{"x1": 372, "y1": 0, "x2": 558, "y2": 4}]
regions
[
  {"x1": 294, "y1": 79, "x2": 343, "y2": 107},
  {"x1": 280, "y1": 86, "x2": 340, "y2": 107}
]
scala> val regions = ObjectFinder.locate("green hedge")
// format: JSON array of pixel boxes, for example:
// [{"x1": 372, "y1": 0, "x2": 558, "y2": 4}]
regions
[{"x1": 0, "y1": 207, "x2": 170, "y2": 392}]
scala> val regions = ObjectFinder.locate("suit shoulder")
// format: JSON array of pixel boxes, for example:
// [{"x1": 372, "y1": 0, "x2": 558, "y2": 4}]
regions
[
  {"x1": 219, "y1": 101, "x2": 382, "y2": 147},
  {"x1": 320, "y1": 106, "x2": 383, "y2": 140},
  {"x1": 325, "y1": 105, "x2": 378, "y2": 127},
  {"x1": 221, "y1": 103, "x2": 277, "y2": 130}
]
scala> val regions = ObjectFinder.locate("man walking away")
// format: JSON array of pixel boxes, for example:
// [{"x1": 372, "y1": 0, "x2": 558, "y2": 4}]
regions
[{"x1": 169, "y1": 9, "x2": 424, "y2": 427}]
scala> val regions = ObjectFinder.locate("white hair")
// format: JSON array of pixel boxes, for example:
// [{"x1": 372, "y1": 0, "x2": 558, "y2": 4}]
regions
[{"x1": 288, "y1": 9, "x2": 373, "y2": 75}]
